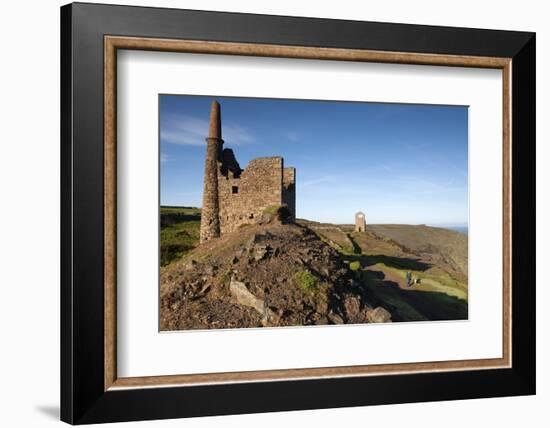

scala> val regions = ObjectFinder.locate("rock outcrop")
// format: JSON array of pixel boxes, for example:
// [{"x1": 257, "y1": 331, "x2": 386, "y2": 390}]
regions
[{"x1": 160, "y1": 222, "x2": 391, "y2": 330}]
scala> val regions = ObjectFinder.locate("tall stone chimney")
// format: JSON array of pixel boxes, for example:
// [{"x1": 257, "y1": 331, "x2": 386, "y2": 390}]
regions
[{"x1": 199, "y1": 101, "x2": 223, "y2": 243}]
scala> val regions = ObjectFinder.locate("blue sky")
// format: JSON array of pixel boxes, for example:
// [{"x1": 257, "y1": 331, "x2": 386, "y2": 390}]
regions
[{"x1": 160, "y1": 95, "x2": 468, "y2": 225}]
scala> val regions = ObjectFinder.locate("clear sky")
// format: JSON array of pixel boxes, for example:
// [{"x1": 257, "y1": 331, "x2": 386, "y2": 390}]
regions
[{"x1": 160, "y1": 94, "x2": 468, "y2": 226}]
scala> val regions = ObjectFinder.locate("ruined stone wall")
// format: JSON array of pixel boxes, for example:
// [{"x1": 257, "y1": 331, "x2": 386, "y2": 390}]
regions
[
  {"x1": 218, "y1": 157, "x2": 284, "y2": 235},
  {"x1": 282, "y1": 167, "x2": 296, "y2": 222}
]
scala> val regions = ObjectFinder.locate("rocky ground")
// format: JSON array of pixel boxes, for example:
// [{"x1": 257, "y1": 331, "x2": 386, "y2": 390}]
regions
[{"x1": 160, "y1": 212, "x2": 390, "y2": 331}]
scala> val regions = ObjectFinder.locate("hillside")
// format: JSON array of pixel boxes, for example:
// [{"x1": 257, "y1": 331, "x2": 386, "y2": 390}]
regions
[
  {"x1": 160, "y1": 207, "x2": 468, "y2": 330},
  {"x1": 301, "y1": 219, "x2": 468, "y2": 321}
]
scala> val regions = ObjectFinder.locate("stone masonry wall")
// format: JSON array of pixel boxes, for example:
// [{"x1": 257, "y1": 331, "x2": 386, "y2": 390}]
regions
[
  {"x1": 218, "y1": 157, "x2": 285, "y2": 235},
  {"x1": 282, "y1": 167, "x2": 296, "y2": 222}
]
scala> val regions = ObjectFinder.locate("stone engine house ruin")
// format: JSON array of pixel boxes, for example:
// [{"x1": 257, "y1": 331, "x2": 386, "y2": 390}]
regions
[
  {"x1": 355, "y1": 211, "x2": 367, "y2": 232},
  {"x1": 200, "y1": 101, "x2": 296, "y2": 243}
]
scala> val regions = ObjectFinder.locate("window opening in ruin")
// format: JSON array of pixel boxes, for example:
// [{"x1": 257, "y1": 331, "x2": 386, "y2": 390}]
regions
[{"x1": 232, "y1": 186, "x2": 239, "y2": 194}]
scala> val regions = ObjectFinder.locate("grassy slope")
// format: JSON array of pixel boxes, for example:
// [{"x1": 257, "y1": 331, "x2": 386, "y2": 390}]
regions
[
  {"x1": 160, "y1": 206, "x2": 201, "y2": 266},
  {"x1": 354, "y1": 229, "x2": 467, "y2": 321}
]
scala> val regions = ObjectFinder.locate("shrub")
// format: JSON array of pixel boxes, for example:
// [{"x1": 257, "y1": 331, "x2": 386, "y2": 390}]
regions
[
  {"x1": 294, "y1": 270, "x2": 318, "y2": 292},
  {"x1": 349, "y1": 261, "x2": 361, "y2": 271}
]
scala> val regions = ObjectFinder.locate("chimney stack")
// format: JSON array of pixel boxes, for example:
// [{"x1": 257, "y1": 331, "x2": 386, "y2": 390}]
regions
[{"x1": 199, "y1": 101, "x2": 224, "y2": 243}]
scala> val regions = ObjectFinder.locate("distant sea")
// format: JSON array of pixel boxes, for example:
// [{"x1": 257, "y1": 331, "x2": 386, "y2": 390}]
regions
[
  {"x1": 427, "y1": 224, "x2": 468, "y2": 235},
  {"x1": 445, "y1": 226, "x2": 468, "y2": 235}
]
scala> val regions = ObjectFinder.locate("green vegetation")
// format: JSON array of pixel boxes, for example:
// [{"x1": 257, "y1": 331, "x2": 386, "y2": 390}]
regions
[
  {"x1": 294, "y1": 270, "x2": 318, "y2": 292},
  {"x1": 358, "y1": 264, "x2": 467, "y2": 321},
  {"x1": 263, "y1": 205, "x2": 282, "y2": 215},
  {"x1": 349, "y1": 261, "x2": 361, "y2": 271},
  {"x1": 373, "y1": 263, "x2": 468, "y2": 301},
  {"x1": 160, "y1": 206, "x2": 201, "y2": 266},
  {"x1": 362, "y1": 271, "x2": 428, "y2": 321}
]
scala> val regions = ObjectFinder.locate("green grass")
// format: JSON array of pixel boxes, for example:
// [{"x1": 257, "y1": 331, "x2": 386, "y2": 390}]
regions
[
  {"x1": 294, "y1": 270, "x2": 318, "y2": 292},
  {"x1": 371, "y1": 263, "x2": 468, "y2": 301},
  {"x1": 349, "y1": 261, "x2": 361, "y2": 271},
  {"x1": 160, "y1": 206, "x2": 201, "y2": 266},
  {"x1": 361, "y1": 261, "x2": 468, "y2": 321},
  {"x1": 362, "y1": 271, "x2": 428, "y2": 321}
]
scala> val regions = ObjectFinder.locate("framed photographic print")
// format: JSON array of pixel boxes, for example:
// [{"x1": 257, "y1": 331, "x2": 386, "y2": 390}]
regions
[{"x1": 60, "y1": 2, "x2": 536, "y2": 424}]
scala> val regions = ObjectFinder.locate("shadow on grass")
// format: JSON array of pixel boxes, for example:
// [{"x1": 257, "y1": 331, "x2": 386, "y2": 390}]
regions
[
  {"x1": 363, "y1": 254, "x2": 431, "y2": 271},
  {"x1": 344, "y1": 252, "x2": 432, "y2": 272},
  {"x1": 361, "y1": 270, "x2": 467, "y2": 322},
  {"x1": 161, "y1": 212, "x2": 201, "y2": 227},
  {"x1": 346, "y1": 233, "x2": 362, "y2": 254},
  {"x1": 160, "y1": 211, "x2": 201, "y2": 266},
  {"x1": 161, "y1": 243, "x2": 197, "y2": 266}
]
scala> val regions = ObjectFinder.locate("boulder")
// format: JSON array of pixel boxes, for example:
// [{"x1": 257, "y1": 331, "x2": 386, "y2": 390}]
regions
[
  {"x1": 245, "y1": 232, "x2": 272, "y2": 249},
  {"x1": 204, "y1": 264, "x2": 217, "y2": 276},
  {"x1": 344, "y1": 296, "x2": 361, "y2": 318},
  {"x1": 199, "y1": 282, "x2": 211, "y2": 293},
  {"x1": 229, "y1": 277, "x2": 275, "y2": 322},
  {"x1": 183, "y1": 259, "x2": 197, "y2": 271},
  {"x1": 316, "y1": 299, "x2": 328, "y2": 314},
  {"x1": 366, "y1": 307, "x2": 392, "y2": 323},
  {"x1": 327, "y1": 312, "x2": 344, "y2": 325},
  {"x1": 253, "y1": 245, "x2": 271, "y2": 261}
]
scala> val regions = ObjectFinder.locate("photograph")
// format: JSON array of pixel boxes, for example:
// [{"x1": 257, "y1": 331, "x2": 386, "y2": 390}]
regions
[{"x1": 159, "y1": 95, "x2": 469, "y2": 331}]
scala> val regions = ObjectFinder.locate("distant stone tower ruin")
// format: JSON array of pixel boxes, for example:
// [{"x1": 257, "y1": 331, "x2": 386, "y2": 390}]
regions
[
  {"x1": 199, "y1": 101, "x2": 296, "y2": 243},
  {"x1": 355, "y1": 211, "x2": 366, "y2": 232}
]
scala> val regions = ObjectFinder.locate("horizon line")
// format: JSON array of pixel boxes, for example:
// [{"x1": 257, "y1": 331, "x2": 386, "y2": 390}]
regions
[{"x1": 159, "y1": 205, "x2": 467, "y2": 227}]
